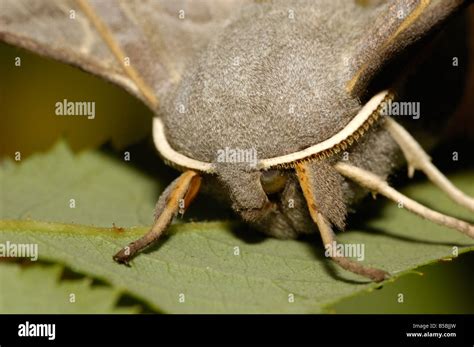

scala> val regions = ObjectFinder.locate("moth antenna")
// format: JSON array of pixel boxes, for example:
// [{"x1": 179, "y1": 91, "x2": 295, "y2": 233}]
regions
[
  {"x1": 295, "y1": 162, "x2": 389, "y2": 282},
  {"x1": 113, "y1": 171, "x2": 201, "y2": 264},
  {"x1": 384, "y1": 117, "x2": 474, "y2": 213},
  {"x1": 334, "y1": 162, "x2": 474, "y2": 239}
]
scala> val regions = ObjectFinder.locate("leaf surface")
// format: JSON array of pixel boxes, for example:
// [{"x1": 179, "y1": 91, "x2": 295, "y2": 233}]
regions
[
  {"x1": 0, "y1": 262, "x2": 137, "y2": 313},
  {"x1": 1, "y1": 142, "x2": 473, "y2": 313}
]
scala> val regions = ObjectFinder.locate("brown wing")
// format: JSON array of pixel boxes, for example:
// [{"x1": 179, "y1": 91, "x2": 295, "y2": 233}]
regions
[
  {"x1": 346, "y1": 0, "x2": 470, "y2": 97},
  {"x1": 0, "y1": 0, "x2": 247, "y2": 108}
]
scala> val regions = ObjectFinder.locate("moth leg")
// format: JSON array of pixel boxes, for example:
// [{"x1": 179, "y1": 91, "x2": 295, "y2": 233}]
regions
[
  {"x1": 384, "y1": 116, "x2": 474, "y2": 213},
  {"x1": 113, "y1": 171, "x2": 201, "y2": 265},
  {"x1": 295, "y1": 162, "x2": 389, "y2": 282},
  {"x1": 334, "y1": 162, "x2": 474, "y2": 239}
]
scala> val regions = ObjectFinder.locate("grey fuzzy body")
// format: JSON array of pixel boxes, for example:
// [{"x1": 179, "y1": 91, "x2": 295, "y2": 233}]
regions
[
  {"x1": 159, "y1": 0, "x2": 463, "y2": 238},
  {"x1": 162, "y1": 0, "x2": 373, "y2": 161}
]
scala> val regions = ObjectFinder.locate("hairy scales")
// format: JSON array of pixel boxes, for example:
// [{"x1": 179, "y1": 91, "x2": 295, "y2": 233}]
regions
[{"x1": 161, "y1": 0, "x2": 378, "y2": 162}]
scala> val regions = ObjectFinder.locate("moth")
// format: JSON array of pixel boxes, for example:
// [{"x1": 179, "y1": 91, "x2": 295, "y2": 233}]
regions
[{"x1": 2, "y1": 0, "x2": 473, "y2": 282}]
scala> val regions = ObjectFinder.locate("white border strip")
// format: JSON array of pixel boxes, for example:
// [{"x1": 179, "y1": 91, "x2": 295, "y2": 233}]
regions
[
  {"x1": 153, "y1": 117, "x2": 215, "y2": 172},
  {"x1": 258, "y1": 90, "x2": 389, "y2": 169},
  {"x1": 153, "y1": 90, "x2": 389, "y2": 172}
]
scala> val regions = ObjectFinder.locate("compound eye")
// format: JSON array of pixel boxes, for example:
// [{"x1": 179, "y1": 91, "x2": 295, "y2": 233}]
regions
[{"x1": 260, "y1": 170, "x2": 287, "y2": 195}]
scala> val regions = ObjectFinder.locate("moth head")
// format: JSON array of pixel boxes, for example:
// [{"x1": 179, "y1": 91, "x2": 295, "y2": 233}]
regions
[{"x1": 152, "y1": 85, "x2": 387, "y2": 233}]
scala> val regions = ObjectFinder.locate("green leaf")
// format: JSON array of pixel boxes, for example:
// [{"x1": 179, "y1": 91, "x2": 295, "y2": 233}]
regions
[
  {"x1": 0, "y1": 262, "x2": 138, "y2": 313},
  {"x1": 1, "y1": 142, "x2": 473, "y2": 313},
  {"x1": 0, "y1": 141, "x2": 159, "y2": 227}
]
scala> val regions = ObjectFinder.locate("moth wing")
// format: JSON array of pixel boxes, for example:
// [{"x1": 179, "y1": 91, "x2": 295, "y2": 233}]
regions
[
  {"x1": 0, "y1": 0, "x2": 247, "y2": 108},
  {"x1": 346, "y1": 0, "x2": 469, "y2": 96},
  {"x1": 80, "y1": 0, "x2": 248, "y2": 107},
  {"x1": 0, "y1": 0, "x2": 142, "y2": 102}
]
